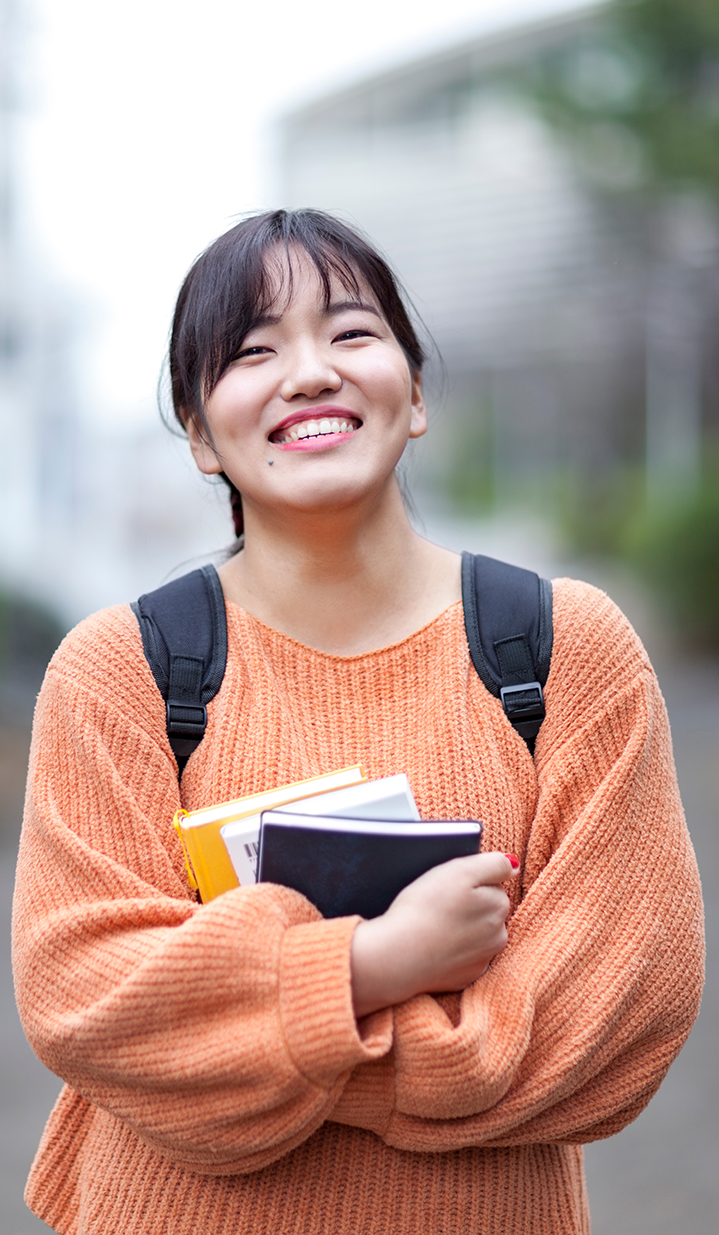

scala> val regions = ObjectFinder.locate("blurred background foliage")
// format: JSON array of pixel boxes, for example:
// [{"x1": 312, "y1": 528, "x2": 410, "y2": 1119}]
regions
[
  {"x1": 557, "y1": 458, "x2": 719, "y2": 649},
  {"x1": 0, "y1": 588, "x2": 66, "y2": 846},
  {"x1": 0, "y1": 589, "x2": 66, "y2": 718},
  {"x1": 525, "y1": 0, "x2": 719, "y2": 197},
  {"x1": 513, "y1": 0, "x2": 719, "y2": 647},
  {"x1": 627, "y1": 461, "x2": 719, "y2": 648}
]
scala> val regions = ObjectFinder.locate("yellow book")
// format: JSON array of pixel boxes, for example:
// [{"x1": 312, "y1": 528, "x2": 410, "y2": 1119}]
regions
[{"x1": 173, "y1": 765, "x2": 367, "y2": 903}]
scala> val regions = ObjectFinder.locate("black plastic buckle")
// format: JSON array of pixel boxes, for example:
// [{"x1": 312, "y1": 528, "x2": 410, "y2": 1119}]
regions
[
  {"x1": 166, "y1": 701, "x2": 207, "y2": 739},
  {"x1": 499, "y1": 681, "x2": 545, "y2": 723}
]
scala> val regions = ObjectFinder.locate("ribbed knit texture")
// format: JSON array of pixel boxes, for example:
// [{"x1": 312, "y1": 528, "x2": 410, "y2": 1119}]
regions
[{"x1": 12, "y1": 579, "x2": 704, "y2": 1235}]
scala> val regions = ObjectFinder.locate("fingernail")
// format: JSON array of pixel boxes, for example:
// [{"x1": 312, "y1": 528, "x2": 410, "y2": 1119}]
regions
[{"x1": 504, "y1": 853, "x2": 520, "y2": 871}]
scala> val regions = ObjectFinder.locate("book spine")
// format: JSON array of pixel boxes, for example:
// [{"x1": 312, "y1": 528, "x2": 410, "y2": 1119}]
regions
[
  {"x1": 175, "y1": 817, "x2": 241, "y2": 902},
  {"x1": 173, "y1": 812, "x2": 199, "y2": 893}
]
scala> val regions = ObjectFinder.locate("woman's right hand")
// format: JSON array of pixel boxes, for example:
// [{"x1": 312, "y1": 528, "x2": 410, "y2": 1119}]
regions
[{"x1": 350, "y1": 852, "x2": 519, "y2": 1019}]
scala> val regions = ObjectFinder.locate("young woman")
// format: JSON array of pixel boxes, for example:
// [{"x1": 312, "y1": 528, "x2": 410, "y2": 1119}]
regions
[{"x1": 13, "y1": 210, "x2": 704, "y2": 1235}]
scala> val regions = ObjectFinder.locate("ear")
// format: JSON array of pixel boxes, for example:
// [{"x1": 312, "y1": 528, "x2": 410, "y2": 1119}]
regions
[
  {"x1": 408, "y1": 372, "x2": 428, "y2": 440},
  {"x1": 186, "y1": 413, "x2": 223, "y2": 475}
]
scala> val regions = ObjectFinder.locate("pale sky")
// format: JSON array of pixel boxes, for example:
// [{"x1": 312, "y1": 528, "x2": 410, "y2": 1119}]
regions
[{"x1": 19, "y1": 0, "x2": 587, "y2": 425}]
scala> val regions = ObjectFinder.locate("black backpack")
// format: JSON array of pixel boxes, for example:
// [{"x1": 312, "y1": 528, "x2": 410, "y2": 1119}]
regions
[{"x1": 132, "y1": 552, "x2": 553, "y2": 776}]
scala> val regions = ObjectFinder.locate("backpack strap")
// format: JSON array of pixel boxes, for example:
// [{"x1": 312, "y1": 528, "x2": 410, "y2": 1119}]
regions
[
  {"x1": 131, "y1": 564, "x2": 228, "y2": 776},
  {"x1": 461, "y1": 551, "x2": 553, "y2": 753},
  {"x1": 132, "y1": 554, "x2": 551, "y2": 770}
]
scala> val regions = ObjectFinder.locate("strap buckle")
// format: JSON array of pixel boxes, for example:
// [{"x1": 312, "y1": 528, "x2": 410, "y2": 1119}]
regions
[
  {"x1": 499, "y1": 681, "x2": 545, "y2": 724},
  {"x1": 166, "y1": 701, "x2": 207, "y2": 739}
]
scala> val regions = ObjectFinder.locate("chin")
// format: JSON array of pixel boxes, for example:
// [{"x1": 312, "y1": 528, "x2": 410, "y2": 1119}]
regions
[
  {"x1": 285, "y1": 468, "x2": 391, "y2": 506},
  {"x1": 290, "y1": 489, "x2": 367, "y2": 516}
]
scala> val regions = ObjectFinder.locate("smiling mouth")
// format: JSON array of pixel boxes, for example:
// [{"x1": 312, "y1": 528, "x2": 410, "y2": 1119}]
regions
[{"x1": 269, "y1": 415, "x2": 362, "y2": 445}]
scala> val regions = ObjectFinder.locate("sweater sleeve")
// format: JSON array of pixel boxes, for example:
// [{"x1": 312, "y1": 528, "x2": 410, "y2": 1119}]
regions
[
  {"x1": 12, "y1": 607, "x2": 392, "y2": 1175},
  {"x1": 332, "y1": 580, "x2": 705, "y2": 1151}
]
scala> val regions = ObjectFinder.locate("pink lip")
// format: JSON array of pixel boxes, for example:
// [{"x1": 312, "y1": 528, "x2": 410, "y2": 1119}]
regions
[
  {"x1": 268, "y1": 406, "x2": 361, "y2": 438},
  {"x1": 275, "y1": 431, "x2": 356, "y2": 452}
]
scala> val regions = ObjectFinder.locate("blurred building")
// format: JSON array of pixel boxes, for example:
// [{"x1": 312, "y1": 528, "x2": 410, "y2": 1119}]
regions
[
  {"x1": 0, "y1": 0, "x2": 80, "y2": 608},
  {"x1": 278, "y1": 1, "x2": 719, "y2": 511},
  {"x1": 0, "y1": 0, "x2": 228, "y2": 629}
]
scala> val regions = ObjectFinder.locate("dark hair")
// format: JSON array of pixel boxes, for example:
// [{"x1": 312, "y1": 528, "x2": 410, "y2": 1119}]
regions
[{"x1": 167, "y1": 209, "x2": 426, "y2": 540}]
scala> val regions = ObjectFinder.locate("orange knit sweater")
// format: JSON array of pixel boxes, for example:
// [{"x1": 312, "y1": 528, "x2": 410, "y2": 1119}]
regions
[{"x1": 13, "y1": 578, "x2": 704, "y2": 1235}]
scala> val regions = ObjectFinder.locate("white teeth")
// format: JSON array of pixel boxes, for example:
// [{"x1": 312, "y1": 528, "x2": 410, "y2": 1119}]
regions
[{"x1": 276, "y1": 416, "x2": 360, "y2": 442}]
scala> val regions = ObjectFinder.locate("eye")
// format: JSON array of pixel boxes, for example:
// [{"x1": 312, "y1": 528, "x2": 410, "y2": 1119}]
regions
[
  {"x1": 234, "y1": 345, "x2": 272, "y2": 360},
  {"x1": 334, "y1": 329, "x2": 376, "y2": 342}
]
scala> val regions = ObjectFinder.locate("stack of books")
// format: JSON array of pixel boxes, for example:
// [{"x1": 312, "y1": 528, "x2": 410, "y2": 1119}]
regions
[{"x1": 174, "y1": 767, "x2": 482, "y2": 918}]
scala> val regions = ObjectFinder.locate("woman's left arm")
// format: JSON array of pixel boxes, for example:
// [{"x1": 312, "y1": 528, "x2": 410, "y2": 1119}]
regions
[{"x1": 332, "y1": 587, "x2": 705, "y2": 1150}]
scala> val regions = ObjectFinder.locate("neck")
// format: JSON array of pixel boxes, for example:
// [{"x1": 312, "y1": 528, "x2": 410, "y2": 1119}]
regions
[{"x1": 218, "y1": 479, "x2": 460, "y2": 655}]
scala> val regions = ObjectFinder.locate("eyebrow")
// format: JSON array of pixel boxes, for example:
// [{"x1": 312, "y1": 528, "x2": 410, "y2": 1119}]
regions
[
  {"x1": 248, "y1": 313, "x2": 283, "y2": 330},
  {"x1": 325, "y1": 299, "x2": 382, "y2": 318}
]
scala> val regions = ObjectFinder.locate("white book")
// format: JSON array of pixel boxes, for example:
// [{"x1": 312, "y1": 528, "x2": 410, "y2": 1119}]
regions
[{"x1": 221, "y1": 773, "x2": 419, "y2": 886}]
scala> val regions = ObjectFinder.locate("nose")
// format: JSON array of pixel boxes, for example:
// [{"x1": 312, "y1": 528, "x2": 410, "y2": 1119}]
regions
[{"x1": 280, "y1": 341, "x2": 342, "y2": 402}]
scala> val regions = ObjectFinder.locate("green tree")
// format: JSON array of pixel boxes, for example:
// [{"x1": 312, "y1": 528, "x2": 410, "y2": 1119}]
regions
[
  {"x1": 520, "y1": 2, "x2": 719, "y2": 644},
  {"x1": 0, "y1": 590, "x2": 66, "y2": 709},
  {"x1": 526, "y1": 0, "x2": 719, "y2": 198}
]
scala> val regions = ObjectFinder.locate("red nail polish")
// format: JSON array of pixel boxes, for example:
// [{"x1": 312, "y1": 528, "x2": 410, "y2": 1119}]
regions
[{"x1": 504, "y1": 853, "x2": 520, "y2": 870}]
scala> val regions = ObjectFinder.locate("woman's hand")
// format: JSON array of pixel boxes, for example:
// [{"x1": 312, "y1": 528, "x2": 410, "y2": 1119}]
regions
[{"x1": 350, "y1": 852, "x2": 520, "y2": 1018}]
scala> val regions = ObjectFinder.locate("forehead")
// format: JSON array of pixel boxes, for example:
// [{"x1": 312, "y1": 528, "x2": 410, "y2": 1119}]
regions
[{"x1": 257, "y1": 243, "x2": 380, "y2": 316}]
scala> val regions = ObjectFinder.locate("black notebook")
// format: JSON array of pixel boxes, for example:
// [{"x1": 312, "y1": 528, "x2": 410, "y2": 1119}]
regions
[{"x1": 258, "y1": 811, "x2": 483, "y2": 919}]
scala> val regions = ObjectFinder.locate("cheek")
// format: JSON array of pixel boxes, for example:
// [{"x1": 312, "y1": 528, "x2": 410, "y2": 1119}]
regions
[
  {"x1": 361, "y1": 355, "x2": 414, "y2": 411},
  {"x1": 205, "y1": 376, "x2": 262, "y2": 442}
]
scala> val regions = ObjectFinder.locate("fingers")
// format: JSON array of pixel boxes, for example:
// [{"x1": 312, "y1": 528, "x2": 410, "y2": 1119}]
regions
[
  {"x1": 356, "y1": 849, "x2": 520, "y2": 1013},
  {"x1": 449, "y1": 850, "x2": 521, "y2": 887}
]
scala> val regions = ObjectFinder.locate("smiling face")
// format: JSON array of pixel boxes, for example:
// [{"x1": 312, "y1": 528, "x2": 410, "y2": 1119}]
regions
[{"x1": 187, "y1": 246, "x2": 427, "y2": 528}]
